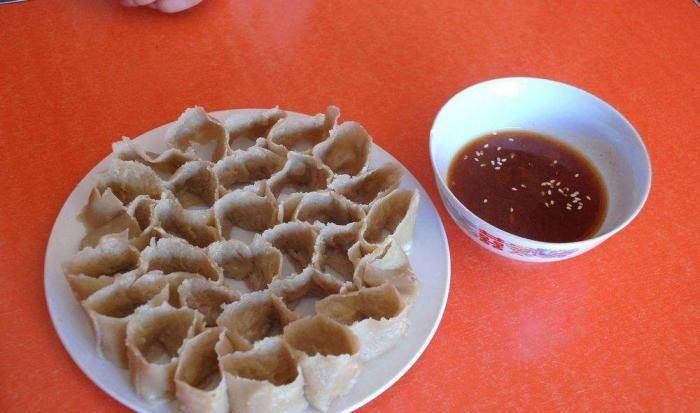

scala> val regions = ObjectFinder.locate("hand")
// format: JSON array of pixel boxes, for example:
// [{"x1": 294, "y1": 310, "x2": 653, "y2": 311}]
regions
[{"x1": 121, "y1": 0, "x2": 203, "y2": 13}]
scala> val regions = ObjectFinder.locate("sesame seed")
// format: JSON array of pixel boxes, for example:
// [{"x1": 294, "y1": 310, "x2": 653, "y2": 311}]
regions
[
  {"x1": 474, "y1": 157, "x2": 479, "y2": 162},
  {"x1": 511, "y1": 187, "x2": 518, "y2": 191},
  {"x1": 566, "y1": 206, "x2": 572, "y2": 210},
  {"x1": 541, "y1": 191, "x2": 545, "y2": 196},
  {"x1": 552, "y1": 160, "x2": 558, "y2": 165},
  {"x1": 541, "y1": 182, "x2": 548, "y2": 186},
  {"x1": 586, "y1": 195, "x2": 592, "y2": 201},
  {"x1": 521, "y1": 184, "x2": 527, "y2": 188},
  {"x1": 572, "y1": 191, "x2": 579, "y2": 197},
  {"x1": 548, "y1": 190, "x2": 552, "y2": 195},
  {"x1": 566, "y1": 203, "x2": 572, "y2": 207},
  {"x1": 573, "y1": 197, "x2": 581, "y2": 203},
  {"x1": 510, "y1": 207, "x2": 514, "y2": 213},
  {"x1": 483, "y1": 198, "x2": 488, "y2": 203},
  {"x1": 558, "y1": 188, "x2": 565, "y2": 194},
  {"x1": 490, "y1": 160, "x2": 495, "y2": 165},
  {"x1": 550, "y1": 179, "x2": 556, "y2": 183},
  {"x1": 484, "y1": 144, "x2": 489, "y2": 148},
  {"x1": 544, "y1": 202, "x2": 550, "y2": 208},
  {"x1": 497, "y1": 146, "x2": 502, "y2": 151},
  {"x1": 577, "y1": 204, "x2": 583, "y2": 210},
  {"x1": 480, "y1": 163, "x2": 486, "y2": 167},
  {"x1": 556, "y1": 181, "x2": 561, "y2": 187},
  {"x1": 494, "y1": 166, "x2": 501, "y2": 170},
  {"x1": 508, "y1": 138, "x2": 514, "y2": 142},
  {"x1": 574, "y1": 173, "x2": 580, "y2": 178},
  {"x1": 510, "y1": 153, "x2": 515, "y2": 159}
]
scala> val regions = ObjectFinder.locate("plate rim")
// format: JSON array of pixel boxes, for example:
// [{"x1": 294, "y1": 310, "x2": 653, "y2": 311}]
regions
[{"x1": 44, "y1": 108, "x2": 451, "y2": 413}]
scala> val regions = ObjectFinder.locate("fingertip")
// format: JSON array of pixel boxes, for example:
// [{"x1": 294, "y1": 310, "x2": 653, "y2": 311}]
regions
[
  {"x1": 153, "y1": 0, "x2": 203, "y2": 13},
  {"x1": 121, "y1": 0, "x2": 157, "y2": 7}
]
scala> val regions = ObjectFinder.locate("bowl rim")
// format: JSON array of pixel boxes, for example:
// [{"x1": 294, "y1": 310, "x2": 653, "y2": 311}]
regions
[{"x1": 429, "y1": 76, "x2": 652, "y2": 249}]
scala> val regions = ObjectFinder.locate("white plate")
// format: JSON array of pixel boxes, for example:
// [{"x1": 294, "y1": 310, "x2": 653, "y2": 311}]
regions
[{"x1": 44, "y1": 109, "x2": 451, "y2": 413}]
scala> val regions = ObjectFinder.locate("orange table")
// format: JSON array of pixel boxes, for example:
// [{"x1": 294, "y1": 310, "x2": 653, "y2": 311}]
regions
[{"x1": 1, "y1": 1, "x2": 698, "y2": 412}]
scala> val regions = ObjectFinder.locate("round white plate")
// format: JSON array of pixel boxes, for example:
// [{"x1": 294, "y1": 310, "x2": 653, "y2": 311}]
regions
[{"x1": 44, "y1": 109, "x2": 451, "y2": 413}]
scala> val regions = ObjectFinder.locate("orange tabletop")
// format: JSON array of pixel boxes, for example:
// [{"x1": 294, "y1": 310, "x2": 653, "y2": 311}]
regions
[{"x1": 0, "y1": 1, "x2": 698, "y2": 412}]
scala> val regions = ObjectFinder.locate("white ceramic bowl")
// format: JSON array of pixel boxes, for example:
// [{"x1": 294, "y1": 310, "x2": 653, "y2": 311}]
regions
[{"x1": 430, "y1": 77, "x2": 651, "y2": 262}]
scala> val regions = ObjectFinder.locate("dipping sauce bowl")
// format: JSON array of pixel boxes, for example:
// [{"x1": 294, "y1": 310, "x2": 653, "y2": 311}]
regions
[{"x1": 430, "y1": 77, "x2": 652, "y2": 262}]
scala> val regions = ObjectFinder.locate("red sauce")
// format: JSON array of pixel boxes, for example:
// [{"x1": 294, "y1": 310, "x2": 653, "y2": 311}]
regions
[{"x1": 447, "y1": 130, "x2": 607, "y2": 243}]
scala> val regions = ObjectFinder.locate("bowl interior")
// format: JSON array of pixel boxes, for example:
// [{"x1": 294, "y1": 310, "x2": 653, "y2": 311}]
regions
[{"x1": 430, "y1": 77, "x2": 651, "y2": 239}]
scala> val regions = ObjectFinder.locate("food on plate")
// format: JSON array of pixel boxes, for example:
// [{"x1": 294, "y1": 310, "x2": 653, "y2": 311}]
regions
[
  {"x1": 312, "y1": 121, "x2": 371, "y2": 176},
  {"x1": 329, "y1": 163, "x2": 403, "y2": 206},
  {"x1": 126, "y1": 303, "x2": 204, "y2": 401},
  {"x1": 283, "y1": 315, "x2": 361, "y2": 411},
  {"x1": 207, "y1": 237, "x2": 281, "y2": 291},
  {"x1": 63, "y1": 230, "x2": 139, "y2": 299},
  {"x1": 316, "y1": 284, "x2": 407, "y2": 362},
  {"x1": 361, "y1": 188, "x2": 419, "y2": 250},
  {"x1": 221, "y1": 337, "x2": 307, "y2": 413},
  {"x1": 62, "y1": 106, "x2": 420, "y2": 412},
  {"x1": 174, "y1": 327, "x2": 230, "y2": 413},
  {"x1": 293, "y1": 191, "x2": 366, "y2": 225},
  {"x1": 82, "y1": 271, "x2": 170, "y2": 366}
]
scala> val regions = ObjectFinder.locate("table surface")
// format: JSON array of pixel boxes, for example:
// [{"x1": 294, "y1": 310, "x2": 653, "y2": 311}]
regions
[{"x1": 1, "y1": 1, "x2": 698, "y2": 412}]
